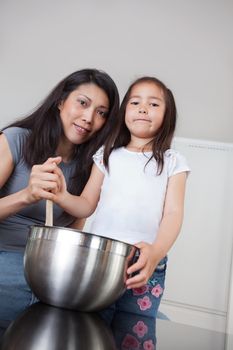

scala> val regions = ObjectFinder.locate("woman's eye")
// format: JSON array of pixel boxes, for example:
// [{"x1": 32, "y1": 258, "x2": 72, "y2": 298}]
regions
[
  {"x1": 97, "y1": 110, "x2": 108, "y2": 118},
  {"x1": 78, "y1": 99, "x2": 87, "y2": 106}
]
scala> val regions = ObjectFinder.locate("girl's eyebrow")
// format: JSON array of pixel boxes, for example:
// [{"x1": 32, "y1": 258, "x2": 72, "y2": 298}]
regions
[{"x1": 129, "y1": 95, "x2": 163, "y2": 101}]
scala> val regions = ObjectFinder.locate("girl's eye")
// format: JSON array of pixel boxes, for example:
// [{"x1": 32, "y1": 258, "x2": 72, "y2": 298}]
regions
[
  {"x1": 150, "y1": 103, "x2": 159, "y2": 107},
  {"x1": 130, "y1": 101, "x2": 139, "y2": 105}
]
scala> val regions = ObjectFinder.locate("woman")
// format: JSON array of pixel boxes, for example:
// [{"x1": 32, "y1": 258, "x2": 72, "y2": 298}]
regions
[{"x1": 0, "y1": 68, "x2": 119, "y2": 323}]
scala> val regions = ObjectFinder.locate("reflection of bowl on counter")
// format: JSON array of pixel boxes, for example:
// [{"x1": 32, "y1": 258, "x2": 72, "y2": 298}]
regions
[
  {"x1": 0, "y1": 302, "x2": 117, "y2": 350},
  {"x1": 24, "y1": 225, "x2": 137, "y2": 311}
]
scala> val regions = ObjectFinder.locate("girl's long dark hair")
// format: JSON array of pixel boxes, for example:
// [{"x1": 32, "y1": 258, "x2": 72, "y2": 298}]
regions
[
  {"x1": 4, "y1": 69, "x2": 119, "y2": 194},
  {"x1": 103, "y1": 76, "x2": 177, "y2": 174}
]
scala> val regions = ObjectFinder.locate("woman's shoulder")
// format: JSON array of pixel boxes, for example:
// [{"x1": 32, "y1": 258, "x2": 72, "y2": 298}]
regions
[
  {"x1": 2, "y1": 126, "x2": 30, "y2": 138},
  {"x1": 1, "y1": 127, "x2": 30, "y2": 164}
]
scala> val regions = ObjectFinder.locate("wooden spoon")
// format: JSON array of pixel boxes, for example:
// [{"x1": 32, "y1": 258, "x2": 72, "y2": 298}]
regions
[{"x1": 45, "y1": 199, "x2": 53, "y2": 226}]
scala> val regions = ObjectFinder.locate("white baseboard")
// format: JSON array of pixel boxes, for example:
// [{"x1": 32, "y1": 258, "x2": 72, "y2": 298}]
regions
[{"x1": 159, "y1": 299, "x2": 227, "y2": 332}]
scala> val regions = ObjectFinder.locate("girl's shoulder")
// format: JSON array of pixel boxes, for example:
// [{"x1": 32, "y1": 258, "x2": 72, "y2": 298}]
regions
[
  {"x1": 165, "y1": 148, "x2": 186, "y2": 160},
  {"x1": 93, "y1": 145, "x2": 104, "y2": 160},
  {"x1": 165, "y1": 148, "x2": 181, "y2": 156},
  {"x1": 92, "y1": 146, "x2": 125, "y2": 174},
  {"x1": 93, "y1": 146, "x2": 105, "y2": 173},
  {"x1": 93, "y1": 146, "x2": 124, "y2": 161},
  {"x1": 164, "y1": 148, "x2": 191, "y2": 176}
]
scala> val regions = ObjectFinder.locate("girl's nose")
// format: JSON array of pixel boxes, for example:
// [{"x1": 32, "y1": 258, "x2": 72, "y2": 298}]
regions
[{"x1": 139, "y1": 106, "x2": 147, "y2": 114}]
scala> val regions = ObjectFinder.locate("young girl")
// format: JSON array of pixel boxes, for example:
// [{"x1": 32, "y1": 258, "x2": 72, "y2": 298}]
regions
[{"x1": 51, "y1": 76, "x2": 190, "y2": 345}]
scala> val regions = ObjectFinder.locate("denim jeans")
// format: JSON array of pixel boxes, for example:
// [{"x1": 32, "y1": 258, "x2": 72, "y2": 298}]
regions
[
  {"x1": 0, "y1": 251, "x2": 37, "y2": 325},
  {"x1": 99, "y1": 256, "x2": 168, "y2": 349}
]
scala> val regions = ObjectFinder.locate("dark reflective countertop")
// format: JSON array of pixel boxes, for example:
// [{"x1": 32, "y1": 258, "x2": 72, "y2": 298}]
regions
[
  {"x1": 0, "y1": 302, "x2": 232, "y2": 350},
  {"x1": 0, "y1": 302, "x2": 156, "y2": 350}
]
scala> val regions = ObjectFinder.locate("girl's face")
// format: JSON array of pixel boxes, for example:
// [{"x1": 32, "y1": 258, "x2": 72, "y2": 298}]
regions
[
  {"x1": 125, "y1": 82, "x2": 166, "y2": 143},
  {"x1": 58, "y1": 83, "x2": 109, "y2": 147}
]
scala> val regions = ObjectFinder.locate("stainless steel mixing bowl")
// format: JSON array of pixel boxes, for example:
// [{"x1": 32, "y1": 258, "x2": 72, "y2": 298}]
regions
[{"x1": 24, "y1": 226, "x2": 137, "y2": 311}]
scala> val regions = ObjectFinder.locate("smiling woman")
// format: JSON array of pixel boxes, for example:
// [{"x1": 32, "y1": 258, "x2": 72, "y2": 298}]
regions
[
  {"x1": 57, "y1": 83, "x2": 110, "y2": 160},
  {"x1": 0, "y1": 68, "x2": 119, "y2": 324}
]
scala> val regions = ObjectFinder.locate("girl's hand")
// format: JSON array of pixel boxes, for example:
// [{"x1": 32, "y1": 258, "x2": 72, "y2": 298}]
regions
[
  {"x1": 24, "y1": 156, "x2": 62, "y2": 203},
  {"x1": 49, "y1": 168, "x2": 69, "y2": 205},
  {"x1": 126, "y1": 242, "x2": 162, "y2": 289}
]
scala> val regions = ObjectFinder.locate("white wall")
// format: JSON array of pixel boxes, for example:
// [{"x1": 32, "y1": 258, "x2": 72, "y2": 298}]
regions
[{"x1": 1, "y1": 0, "x2": 232, "y2": 142}]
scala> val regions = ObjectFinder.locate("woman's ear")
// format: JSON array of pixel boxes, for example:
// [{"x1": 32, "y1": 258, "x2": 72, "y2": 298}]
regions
[{"x1": 58, "y1": 100, "x2": 63, "y2": 111}]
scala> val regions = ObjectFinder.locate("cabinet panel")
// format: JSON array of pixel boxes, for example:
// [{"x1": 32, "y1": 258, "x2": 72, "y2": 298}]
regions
[{"x1": 161, "y1": 138, "x2": 233, "y2": 331}]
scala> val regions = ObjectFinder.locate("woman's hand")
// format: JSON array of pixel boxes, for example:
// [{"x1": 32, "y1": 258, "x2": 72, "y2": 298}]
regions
[
  {"x1": 24, "y1": 156, "x2": 62, "y2": 204},
  {"x1": 126, "y1": 242, "x2": 162, "y2": 289}
]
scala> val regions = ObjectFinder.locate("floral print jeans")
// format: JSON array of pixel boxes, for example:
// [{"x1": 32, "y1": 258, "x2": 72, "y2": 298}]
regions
[{"x1": 99, "y1": 256, "x2": 167, "y2": 349}]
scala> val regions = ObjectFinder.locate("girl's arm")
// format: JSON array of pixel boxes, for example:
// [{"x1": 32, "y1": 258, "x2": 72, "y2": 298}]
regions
[
  {"x1": 126, "y1": 171, "x2": 188, "y2": 289},
  {"x1": 52, "y1": 163, "x2": 104, "y2": 219},
  {"x1": 0, "y1": 133, "x2": 61, "y2": 221},
  {"x1": 69, "y1": 218, "x2": 86, "y2": 230}
]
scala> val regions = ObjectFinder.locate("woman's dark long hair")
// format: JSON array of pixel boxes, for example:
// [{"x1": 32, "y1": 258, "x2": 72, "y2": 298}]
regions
[
  {"x1": 4, "y1": 69, "x2": 119, "y2": 194},
  {"x1": 103, "y1": 76, "x2": 177, "y2": 174}
]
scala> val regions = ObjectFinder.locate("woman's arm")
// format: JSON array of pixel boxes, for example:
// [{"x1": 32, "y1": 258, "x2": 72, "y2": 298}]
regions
[
  {"x1": 52, "y1": 163, "x2": 104, "y2": 219},
  {"x1": 126, "y1": 171, "x2": 188, "y2": 289},
  {"x1": 0, "y1": 133, "x2": 61, "y2": 221}
]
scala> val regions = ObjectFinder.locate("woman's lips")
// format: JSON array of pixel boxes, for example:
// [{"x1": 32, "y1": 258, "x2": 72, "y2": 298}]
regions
[{"x1": 74, "y1": 124, "x2": 91, "y2": 135}]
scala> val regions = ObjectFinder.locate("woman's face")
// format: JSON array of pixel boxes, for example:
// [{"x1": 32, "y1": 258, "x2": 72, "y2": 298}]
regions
[{"x1": 58, "y1": 83, "x2": 109, "y2": 146}]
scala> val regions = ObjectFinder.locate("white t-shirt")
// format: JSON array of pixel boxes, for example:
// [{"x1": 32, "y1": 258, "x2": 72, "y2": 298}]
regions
[{"x1": 89, "y1": 147, "x2": 190, "y2": 245}]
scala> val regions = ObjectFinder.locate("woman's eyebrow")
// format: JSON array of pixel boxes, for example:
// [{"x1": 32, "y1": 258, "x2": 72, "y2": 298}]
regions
[
  {"x1": 78, "y1": 94, "x2": 91, "y2": 101},
  {"x1": 78, "y1": 94, "x2": 109, "y2": 109},
  {"x1": 98, "y1": 106, "x2": 109, "y2": 110}
]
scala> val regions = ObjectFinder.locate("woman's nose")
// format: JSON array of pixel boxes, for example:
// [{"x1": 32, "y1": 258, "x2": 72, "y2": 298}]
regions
[{"x1": 82, "y1": 109, "x2": 94, "y2": 124}]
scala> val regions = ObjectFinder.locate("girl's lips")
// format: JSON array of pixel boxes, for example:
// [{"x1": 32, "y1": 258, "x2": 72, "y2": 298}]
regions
[
  {"x1": 73, "y1": 124, "x2": 91, "y2": 135},
  {"x1": 134, "y1": 118, "x2": 151, "y2": 122}
]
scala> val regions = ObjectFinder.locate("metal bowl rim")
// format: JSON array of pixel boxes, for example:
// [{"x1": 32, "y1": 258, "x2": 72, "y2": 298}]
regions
[{"x1": 29, "y1": 225, "x2": 137, "y2": 249}]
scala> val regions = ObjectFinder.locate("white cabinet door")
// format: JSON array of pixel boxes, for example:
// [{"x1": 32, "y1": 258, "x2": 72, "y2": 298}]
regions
[{"x1": 160, "y1": 138, "x2": 233, "y2": 332}]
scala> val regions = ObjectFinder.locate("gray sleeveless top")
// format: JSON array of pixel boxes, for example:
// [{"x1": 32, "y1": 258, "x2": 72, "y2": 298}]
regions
[{"x1": 0, "y1": 127, "x2": 76, "y2": 252}]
